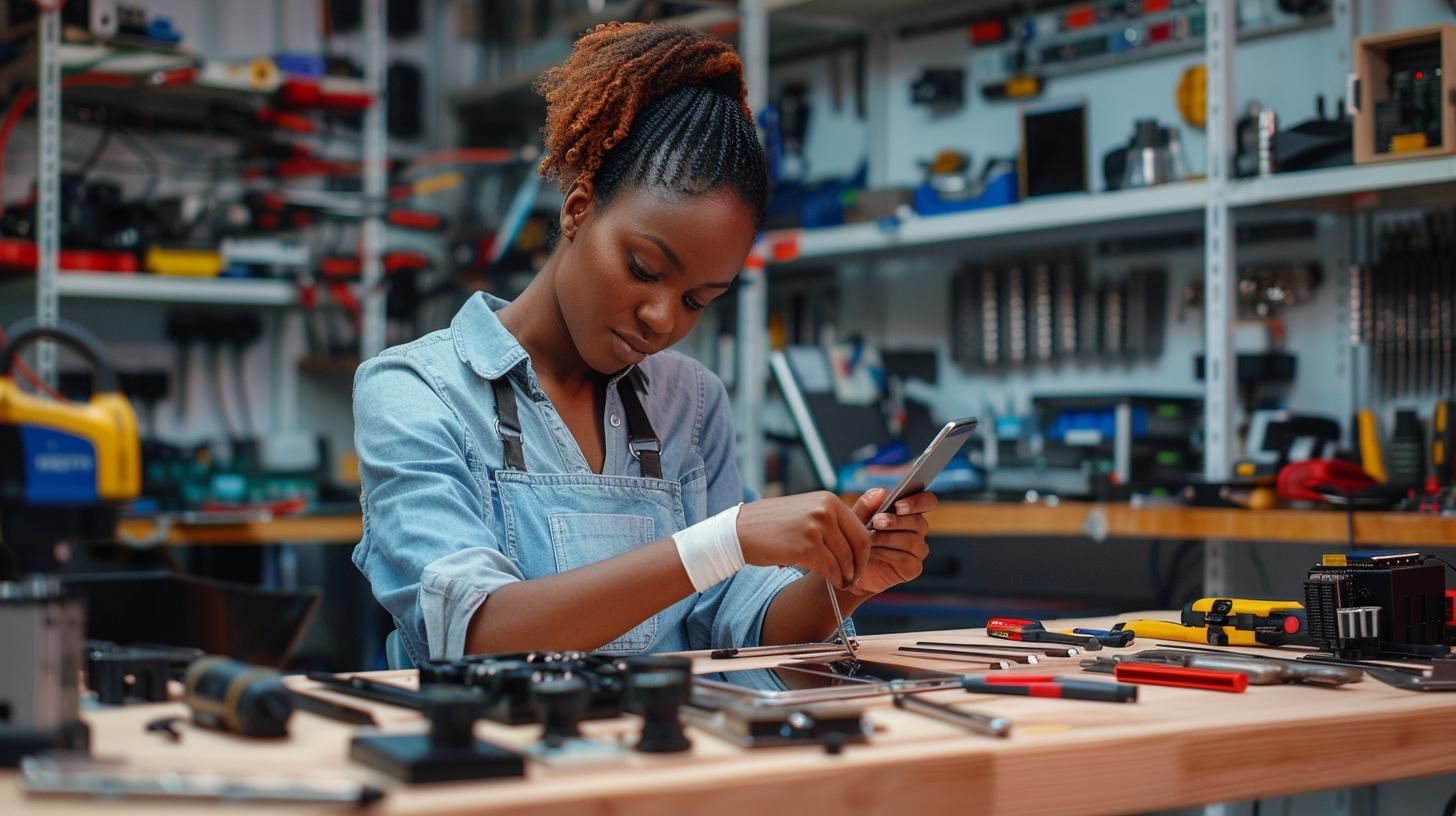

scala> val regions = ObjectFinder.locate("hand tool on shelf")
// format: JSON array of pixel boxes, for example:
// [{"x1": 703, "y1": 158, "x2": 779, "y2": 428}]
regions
[
  {"x1": 1081, "y1": 657, "x2": 1248, "y2": 693},
  {"x1": 1434, "y1": 400, "x2": 1453, "y2": 489},
  {"x1": 916, "y1": 640, "x2": 1082, "y2": 658},
  {"x1": 987, "y1": 617, "x2": 1103, "y2": 650},
  {"x1": 962, "y1": 675, "x2": 1138, "y2": 703},
  {"x1": 891, "y1": 693, "x2": 1011, "y2": 737},
  {"x1": 1061, "y1": 627, "x2": 1135, "y2": 647}
]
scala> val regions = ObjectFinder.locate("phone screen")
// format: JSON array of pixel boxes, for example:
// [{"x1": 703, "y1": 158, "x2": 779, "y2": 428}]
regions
[
  {"x1": 875, "y1": 418, "x2": 978, "y2": 514},
  {"x1": 701, "y1": 660, "x2": 958, "y2": 693}
]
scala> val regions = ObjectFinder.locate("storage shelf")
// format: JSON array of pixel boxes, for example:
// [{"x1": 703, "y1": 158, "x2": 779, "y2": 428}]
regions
[
  {"x1": 1227, "y1": 155, "x2": 1456, "y2": 208},
  {"x1": 766, "y1": 181, "x2": 1209, "y2": 263},
  {"x1": 763, "y1": 155, "x2": 1456, "y2": 264},
  {"x1": 925, "y1": 501, "x2": 1456, "y2": 548},
  {"x1": 54, "y1": 272, "x2": 299, "y2": 306}
]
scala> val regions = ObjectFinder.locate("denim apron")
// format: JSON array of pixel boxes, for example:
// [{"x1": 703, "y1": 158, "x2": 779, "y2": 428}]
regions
[{"x1": 487, "y1": 371, "x2": 696, "y2": 654}]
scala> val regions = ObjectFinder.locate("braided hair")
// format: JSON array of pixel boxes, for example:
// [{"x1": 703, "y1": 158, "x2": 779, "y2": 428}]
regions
[{"x1": 535, "y1": 22, "x2": 769, "y2": 230}]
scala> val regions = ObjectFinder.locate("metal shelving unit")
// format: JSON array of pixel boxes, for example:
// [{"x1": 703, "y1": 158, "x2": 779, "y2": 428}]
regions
[
  {"x1": 736, "y1": 0, "x2": 1441, "y2": 593},
  {"x1": 26, "y1": 0, "x2": 391, "y2": 382}
]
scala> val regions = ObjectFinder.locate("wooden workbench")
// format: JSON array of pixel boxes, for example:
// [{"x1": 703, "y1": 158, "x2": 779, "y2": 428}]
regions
[{"x1": 5, "y1": 613, "x2": 1455, "y2": 815}]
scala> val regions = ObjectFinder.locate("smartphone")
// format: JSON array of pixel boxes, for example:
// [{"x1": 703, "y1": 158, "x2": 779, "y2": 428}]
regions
[{"x1": 872, "y1": 417, "x2": 978, "y2": 518}]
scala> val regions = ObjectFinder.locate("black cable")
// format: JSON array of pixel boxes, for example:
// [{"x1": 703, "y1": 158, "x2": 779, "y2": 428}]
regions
[
  {"x1": 114, "y1": 125, "x2": 160, "y2": 201},
  {"x1": 230, "y1": 345, "x2": 254, "y2": 438},
  {"x1": 208, "y1": 343, "x2": 236, "y2": 441},
  {"x1": 77, "y1": 119, "x2": 113, "y2": 179},
  {"x1": 1432, "y1": 554, "x2": 1456, "y2": 576},
  {"x1": 1441, "y1": 787, "x2": 1456, "y2": 816}
]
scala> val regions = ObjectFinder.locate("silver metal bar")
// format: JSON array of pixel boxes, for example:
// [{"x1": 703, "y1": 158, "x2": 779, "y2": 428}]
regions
[
  {"x1": 897, "y1": 646, "x2": 1022, "y2": 667},
  {"x1": 824, "y1": 578, "x2": 856, "y2": 658},
  {"x1": 915, "y1": 640, "x2": 1080, "y2": 658},
  {"x1": 359, "y1": 0, "x2": 388, "y2": 360},
  {"x1": 1202, "y1": 0, "x2": 1236, "y2": 598},
  {"x1": 734, "y1": 0, "x2": 768, "y2": 493},
  {"x1": 35, "y1": 5, "x2": 61, "y2": 385},
  {"x1": 892, "y1": 694, "x2": 1011, "y2": 738}
]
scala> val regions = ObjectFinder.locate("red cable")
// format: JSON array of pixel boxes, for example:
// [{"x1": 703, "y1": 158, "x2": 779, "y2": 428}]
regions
[
  {"x1": 0, "y1": 323, "x2": 67, "y2": 401},
  {"x1": 0, "y1": 73, "x2": 133, "y2": 218},
  {"x1": 0, "y1": 72, "x2": 130, "y2": 402}
]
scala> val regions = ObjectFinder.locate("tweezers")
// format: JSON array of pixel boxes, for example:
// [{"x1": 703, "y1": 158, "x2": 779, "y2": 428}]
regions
[
  {"x1": 710, "y1": 641, "x2": 859, "y2": 660},
  {"x1": 826, "y1": 578, "x2": 857, "y2": 658}
]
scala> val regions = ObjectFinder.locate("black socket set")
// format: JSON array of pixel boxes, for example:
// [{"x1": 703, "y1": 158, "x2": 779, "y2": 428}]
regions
[{"x1": 417, "y1": 652, "x2": 690, "y2": 726}]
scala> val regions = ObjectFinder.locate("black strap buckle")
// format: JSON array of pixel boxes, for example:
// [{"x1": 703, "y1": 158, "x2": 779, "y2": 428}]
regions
[
  {"x1": 493, "y1": 418, "x2": 523, "y2": 443},
  {"x1": 628, "y1": 437, "x2": 661, "y2": 461}
]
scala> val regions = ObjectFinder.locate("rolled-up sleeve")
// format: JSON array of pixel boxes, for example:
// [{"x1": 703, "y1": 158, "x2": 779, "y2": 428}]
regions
[
  {"x1": 352, "y1": 355, "x2": 521, "y2": 663},
  {"x1": 685, "y1": 371, "x2": 801, "y2": 650}
]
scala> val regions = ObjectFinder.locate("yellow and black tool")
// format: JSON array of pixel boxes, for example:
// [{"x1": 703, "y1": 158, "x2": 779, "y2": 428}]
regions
[
  {"x1": 1113, "y1": 598, "x2": 1310, "y2": 648},
  {"x1": 0, "y1": 318, "x2": 140, "y2": 576}
]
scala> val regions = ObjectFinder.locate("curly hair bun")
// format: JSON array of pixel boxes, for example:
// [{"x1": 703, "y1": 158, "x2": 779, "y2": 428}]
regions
[{"x1": 535, "y1": 22, "x2": 753, "y2": 191}]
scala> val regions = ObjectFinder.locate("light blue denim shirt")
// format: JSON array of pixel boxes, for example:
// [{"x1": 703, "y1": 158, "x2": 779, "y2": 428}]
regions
[{"x1": 352, "y1": 292, "x2": 801, "y2": 664}]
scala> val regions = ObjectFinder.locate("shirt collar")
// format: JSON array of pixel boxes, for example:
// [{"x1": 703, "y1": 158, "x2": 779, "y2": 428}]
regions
[{"x1": 452, "y1": 292, "x2": 651, "y2": 392}]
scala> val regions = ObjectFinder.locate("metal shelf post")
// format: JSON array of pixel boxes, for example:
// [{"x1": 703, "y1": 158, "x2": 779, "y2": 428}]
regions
[
  {"x1": 34, "y1": 7, "x2": 62, "y2": 385},
  {"x1": 1203, "y1": 0, "x2": 1237, "y2": 597},
  {"x1": 360, "y1": 0, "x2": 389, "y2": 360},
  {"x1": 736, "y1": 0, "x2": 769, "y2": 493}
]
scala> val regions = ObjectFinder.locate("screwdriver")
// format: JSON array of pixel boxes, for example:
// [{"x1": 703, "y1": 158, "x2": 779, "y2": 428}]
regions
[
  {"x1": 987, "y1": 617, "x2": 1103, "y2": 651},
  {"x1": 1434, "y1": 400, "x2": 1453, "y2": 488}
]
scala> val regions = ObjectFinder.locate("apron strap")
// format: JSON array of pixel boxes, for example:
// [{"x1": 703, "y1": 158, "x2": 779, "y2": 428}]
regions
[
  {"x1": 490, "y1": 376, "x2": 527, "y2": 472},
  {"x1": 616, "y1": 377, "x2": 663, "y2": 480}
]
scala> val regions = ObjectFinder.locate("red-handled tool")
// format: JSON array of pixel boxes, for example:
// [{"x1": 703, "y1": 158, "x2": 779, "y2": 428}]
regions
[
  {"x1": 987, "y1": 617, "x2": 1103, "y2": 651},
  {"x1": 964, "y1": 675, "x2": 1137, "y2": 703},
  {"x1": 1111, "y1": 663, "x2": 1247, "y2": 693}
]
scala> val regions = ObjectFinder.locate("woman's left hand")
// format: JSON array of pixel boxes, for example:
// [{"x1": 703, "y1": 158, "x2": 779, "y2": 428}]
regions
[{"x1": 844, "y1": 487, "x2": 937, "y2": 597}]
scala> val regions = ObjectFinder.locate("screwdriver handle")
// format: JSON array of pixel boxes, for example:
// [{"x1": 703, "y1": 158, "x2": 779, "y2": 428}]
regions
[{"x1": 1434, "y1": 400, "x2": 1454, "y2": 487}]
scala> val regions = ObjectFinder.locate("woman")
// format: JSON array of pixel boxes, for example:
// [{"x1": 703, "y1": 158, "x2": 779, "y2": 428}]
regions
[{"x1": 353, "y1": 22, "x2": 936, "y2": 665}]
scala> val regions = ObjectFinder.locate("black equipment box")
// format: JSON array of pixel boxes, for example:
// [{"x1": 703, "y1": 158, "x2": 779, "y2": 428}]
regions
[{"x1": 1304, "y1": 552, "x2": 1447, "y2": 657}]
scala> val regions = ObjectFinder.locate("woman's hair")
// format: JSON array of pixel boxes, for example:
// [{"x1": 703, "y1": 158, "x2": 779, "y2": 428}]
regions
[{"x1": 535, "y1": 22, "x2": 769, "y2": 229}]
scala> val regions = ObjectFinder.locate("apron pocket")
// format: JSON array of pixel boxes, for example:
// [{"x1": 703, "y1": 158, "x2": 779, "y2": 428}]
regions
[{"x1": 548, "y1": 513, "x2": 659, "y2": 652}]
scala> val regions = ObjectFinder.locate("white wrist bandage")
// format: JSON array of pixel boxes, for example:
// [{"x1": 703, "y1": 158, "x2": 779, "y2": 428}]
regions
[{"x1": 672, "y1": 503, "x2": 745, "y2": 592}]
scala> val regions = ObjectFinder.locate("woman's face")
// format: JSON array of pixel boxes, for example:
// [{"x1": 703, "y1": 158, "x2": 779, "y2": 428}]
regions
[{"x1": 554, "y1": 183, "x2": 757, "y2": 375}]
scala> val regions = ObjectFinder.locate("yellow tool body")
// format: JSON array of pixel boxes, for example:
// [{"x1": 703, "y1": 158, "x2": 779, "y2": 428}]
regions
[
  {"x1": 1116, "y1": 619, "x2": 1272, "y2": 647},
  {"x1": 1114, "y1": 598, "x2": 1310, "y2": 648},
  {"x1": 0, "y1": 320, "x2": 140, "y2": 506}
]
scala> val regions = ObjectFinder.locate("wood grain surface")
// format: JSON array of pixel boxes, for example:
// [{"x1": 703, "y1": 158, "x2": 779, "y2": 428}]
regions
[{"x1": 4, "y1": 613, "x2": 1455, "y2": 815}]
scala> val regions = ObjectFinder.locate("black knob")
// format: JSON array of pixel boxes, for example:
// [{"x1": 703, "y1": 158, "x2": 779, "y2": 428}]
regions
[
  {"x1": 422, "y1": 687, "x2": 486, "y2": 750},
  {"x1": 619, "y1": 655, "x2": 692, "y2": 715},
  {"x1": 533, "y1": 677, "x2": 589, "y2": 748},
  {"x1": 629, "y1": 670, "x2": 692, "y2": 754}
]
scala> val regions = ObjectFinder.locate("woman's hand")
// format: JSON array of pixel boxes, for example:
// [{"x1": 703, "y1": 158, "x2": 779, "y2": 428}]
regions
[
  {"x1": 735, "y1": 491, "x2": 872, "y2": 589},
  {"x1": 844, "y1": 487, "x2": 937, "y2": 597}
]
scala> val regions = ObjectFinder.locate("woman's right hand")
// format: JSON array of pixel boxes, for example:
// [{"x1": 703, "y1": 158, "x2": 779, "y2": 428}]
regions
[{"x1": 735, "y1": 492, "x2": 872, "y2": 589}]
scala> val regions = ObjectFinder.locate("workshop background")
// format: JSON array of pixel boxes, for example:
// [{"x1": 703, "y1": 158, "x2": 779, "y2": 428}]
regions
[{"x1": 2, "y1": 0, "x2": 1456, "y2": 810}]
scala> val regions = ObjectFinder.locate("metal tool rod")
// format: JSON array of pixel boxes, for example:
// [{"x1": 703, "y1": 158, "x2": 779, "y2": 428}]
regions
[
  {"x1": 896, "y1": 648, "x2": 1012, "y2": 669},
  {"x1": 892, "y1": 694, "x2": 1011, "y2": 738},
  {"x1": 916, "y1": 641, "x2": 1080, "y2": 658},
  {"x1": 898, "y1": 646, "x2": 1036, "y2": 664},
  {"x1": 824, "y1": 578, "x2": 857, "y2": 658}
]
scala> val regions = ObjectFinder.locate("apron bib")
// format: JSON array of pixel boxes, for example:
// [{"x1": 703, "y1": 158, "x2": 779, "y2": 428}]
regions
[{"x1": 488, "y1": 374, "x2": 692, "y2": 654}]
